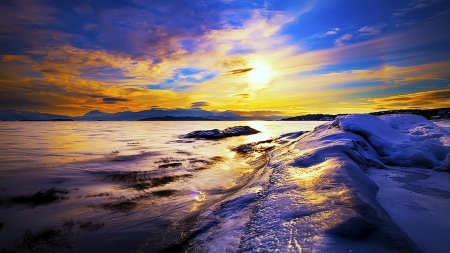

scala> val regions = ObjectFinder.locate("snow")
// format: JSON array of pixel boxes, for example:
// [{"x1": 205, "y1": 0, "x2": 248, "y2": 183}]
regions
[
  {"x1": 143, "y1": 114, "x2": 450, "y2": 252},
  {"x1": 333, "y1": 114, "x2": 450, "y2": 171}
]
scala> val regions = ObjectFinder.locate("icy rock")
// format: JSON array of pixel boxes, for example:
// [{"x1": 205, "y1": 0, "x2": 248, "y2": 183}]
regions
[
  {"x1": 184, "y1": 126, "x2": 260, "y2": 139},
  {"x1": 184, "y1": 129, "x2": 222, "y2": 139},
  {"x1": 161, "y1": 114, "x2": 434, "y2": 252},
  {"x1": 332, "y1": 114, "x2": 450, "y2": 170}
]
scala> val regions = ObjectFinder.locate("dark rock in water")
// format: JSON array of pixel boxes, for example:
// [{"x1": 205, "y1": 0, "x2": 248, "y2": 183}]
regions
[
  {"x1": 185, "y1": 129, "x2": 223, "y2": 139},
  {"x1": 233, "y1": 144, "x2": 255, "y2": 154},
  {"x1": 221, "y1": 126, "x2": 260, "y2": 136},
  {"x1": 184, "y1": 126, "x2": 260, "y2": 139}
]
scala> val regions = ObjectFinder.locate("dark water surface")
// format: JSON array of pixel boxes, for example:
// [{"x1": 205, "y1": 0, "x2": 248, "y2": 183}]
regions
[{"x1": 0, "y1": 121, "x2": 322, "y2": 252}]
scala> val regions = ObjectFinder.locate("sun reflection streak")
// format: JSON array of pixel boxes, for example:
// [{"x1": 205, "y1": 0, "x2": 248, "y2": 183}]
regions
[
  {"x1": 247, "y1": 121, "x2": 272, "y2": 143},
  {"x1": 289, "y1": 160, "x2": 329, "y2": 182},
  {"x1": 191, "y1": 190, "x2": 206, "y2": 211}
]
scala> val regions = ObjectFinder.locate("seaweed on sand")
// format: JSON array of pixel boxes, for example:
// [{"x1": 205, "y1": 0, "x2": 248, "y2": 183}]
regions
[
  {"x1": 99, "y1": 200, "x2": 138, "y2": 212},
  {"x1": 188, "y1": 156, "x2": 226, "y2": 171},
  {"x1": 155, "y1": 157, "x2": 186, "y2": 164},
  {"x1": 108, "y1": 151, "x2": 159, "y2": 162},
  {"x1": 0, "y1": 188, "x2": 69, "y2": 207},
  {"x1": 62, "y1": 219, "x2": 105, "y2": 232},
  {"x1": 152, "y1": 190, "x2": 178, "y2": 197},
  {"x1": 148, "y1": 174, "x2": 193, "y2": 187},
  {"x1": 158, "y1": 162, "x2": 183, "y2": 169},
  {"x1": 85, "y1": 192, "x2": 111, "y2": 198},
  {"x1": 19, "y1": 228, "x2": 72, "y2": 252},
  {"x1": 126, "y1": 174, "x2": 193, "y2": 190},
  {"x1": 188, "y1": 159, "x2": 214, "y2": 171},
  {"x1": 232, "y1": 139, "x2": 275, "y2": 154},
  {"x1": 78, "y1": 221, "x2": 105, "y2": 231},
  {"x1": 175, "y1": 150, "x2": 193, "y2": 156},
  {"x1": 94, "y1": 169, "x2": 194, "y2": 192},
  {"x1": 101, "y1": 171, "x2": 193, "y2": 190},
  {"x1": 211, "y1": 156, "x2": 225, "y2": 162}
]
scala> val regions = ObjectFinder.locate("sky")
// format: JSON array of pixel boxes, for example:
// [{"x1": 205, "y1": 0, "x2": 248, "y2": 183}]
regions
[{"x1": 0, "y1": 0, "x2": 449, "y2": 117}]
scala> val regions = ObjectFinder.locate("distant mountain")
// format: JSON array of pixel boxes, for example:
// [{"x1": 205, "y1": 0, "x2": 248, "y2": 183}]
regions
[
  {"x1": 3, "y1": 108, "x2": 449, "y2": 121},
  {"x1": 138, "y1": 116, "x2": 221, "y2": 121},
  {"x1": 369, "y1": 108, "x2": 450, "y2": 120},
  {"x1": 280, "y1": 108, "x2": 450, "y2": 121},
  {"x1": 281, "y1": 114, "x2": 339, "y2": 121},
  {"x1": 0, "y1": 108, "x2": 280, "y2": 121},
  {"x1": 74, "y1": 108, "x2": 248, "y2": 121},
  {"x1": 0, "y1": 110, "x2": 73, "y2": 121}
]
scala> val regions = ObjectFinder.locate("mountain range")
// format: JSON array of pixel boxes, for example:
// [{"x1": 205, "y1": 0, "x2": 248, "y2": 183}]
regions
[
  {"x1": 0, "y1": 109, "x2": 283, "y2": 121},
  {"x1": 2, "y1": 108, "x2": 448, "y2": 121}
]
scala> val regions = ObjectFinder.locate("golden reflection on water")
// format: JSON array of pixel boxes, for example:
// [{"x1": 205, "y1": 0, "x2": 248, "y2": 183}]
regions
[
  {"x1": 191, "y1": 190, "x2": 207, "y2": 211},
  {"x1": 247, "y1": 121, "x2": 272, "y2": 143}
]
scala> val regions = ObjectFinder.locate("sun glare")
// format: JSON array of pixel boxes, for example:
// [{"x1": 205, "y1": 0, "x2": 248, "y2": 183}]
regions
[{"x1": 247, "y1": 61, "x2": 273, "y2": 90}]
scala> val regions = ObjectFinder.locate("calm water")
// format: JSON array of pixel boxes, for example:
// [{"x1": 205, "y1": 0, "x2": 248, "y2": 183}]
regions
[{"x1": 0, "y1": 121, "x2": 322, "y2": 252}]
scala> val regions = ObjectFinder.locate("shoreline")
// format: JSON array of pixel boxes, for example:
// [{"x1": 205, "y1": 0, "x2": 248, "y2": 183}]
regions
[{"x1": 0, "y1": 116, "x2": 449, "y2": 252}]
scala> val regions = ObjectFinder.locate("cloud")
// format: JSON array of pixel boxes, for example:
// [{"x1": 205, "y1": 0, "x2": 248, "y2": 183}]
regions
[
  {"x1": 0, "y1": 91, "x2": 50, "y2": 109},
  {"x1": 102, "y1": 97, "x2": 131, "y2": 104},
  {"x1": 225, "y1": 68, "x2": 254, "y2": 75},
  {"x1": 322, "y1": 28, "x2": 340, "y2": 37},
  {"x1": 1, "y1": 0, "x2": 450, "y2": 116},
  {"x1": 228, "y1": 110, "x2": 283, "y2": 117},
  {"x1": 1, "y1": 55, "x2": 33, "y2": 63},
  {"x1": 368, "y1": 89, "x2": 450, "y2": 109},
  {"x1": 191, "y1": 101, "x2": 210, "y2": 108},
  {"x1": 358, "y1": 25, "x2": 383, "y2": 35},
  {"x1": 413, "y1": 3, "x2": 428, "y2": 9},
  {"x1": 233, "y1": 93, "x2": 250, "y2": 98},
  {"x1": 335, "y1": 34, "x2": 353, "y2": 46}
]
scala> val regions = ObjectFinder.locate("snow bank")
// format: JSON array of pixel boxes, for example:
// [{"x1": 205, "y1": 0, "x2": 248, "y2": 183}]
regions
[
  {"x1": 333, "y1": 114, "x2": 450, "y2": 171},
  {"x1": 142, "y1": 114, "x2": 449, "y2": 252}
]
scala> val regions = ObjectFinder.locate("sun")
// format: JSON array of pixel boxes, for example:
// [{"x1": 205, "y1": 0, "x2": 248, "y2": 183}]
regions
[{"x1": 247, "y1": 61, "x2": 273, "y2": 90}]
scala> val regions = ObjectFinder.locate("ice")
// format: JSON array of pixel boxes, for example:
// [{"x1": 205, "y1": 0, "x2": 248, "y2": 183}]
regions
[
  {"x1": 333, "y1": 114, "x2": 450, "y2": 171},
  {"x1": 140, "y1": 115, "x2": 449, "y2": 252}
]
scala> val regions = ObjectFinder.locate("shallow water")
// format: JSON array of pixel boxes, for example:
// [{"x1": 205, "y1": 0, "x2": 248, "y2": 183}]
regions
[{"x1": 0, "y1": 121, "x2": 322, "y2": 252}]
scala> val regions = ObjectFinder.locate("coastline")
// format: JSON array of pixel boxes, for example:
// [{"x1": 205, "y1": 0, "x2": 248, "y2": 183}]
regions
[
  {"x1": 142, "y1": 114, "x2": 449, "y2": 252},
  {"x1": 0, "y1": 116, "x2": 449, "y2": 252}
]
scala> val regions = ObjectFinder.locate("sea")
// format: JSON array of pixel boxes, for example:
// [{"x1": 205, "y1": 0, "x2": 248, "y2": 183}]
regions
[{"x1": 0, "y1": 121, "x2": 323, "y2": 252}]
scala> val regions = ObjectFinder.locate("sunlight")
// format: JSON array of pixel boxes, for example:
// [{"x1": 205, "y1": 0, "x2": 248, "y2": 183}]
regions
[
  {"x1": 246, "y1": 121, "x2": 272, "y2": 143},
  {"x1": 247, "y1": 61, "x2": 274, "y2": 90}
]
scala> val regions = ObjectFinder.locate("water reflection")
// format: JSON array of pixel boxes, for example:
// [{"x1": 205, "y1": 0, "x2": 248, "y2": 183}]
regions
[
  {"x1": 0, "y1": 121, "x2": 324, "y2": 252},
  {"x1": 247, "y1": 121, "x2": 272, "y2": 143}
]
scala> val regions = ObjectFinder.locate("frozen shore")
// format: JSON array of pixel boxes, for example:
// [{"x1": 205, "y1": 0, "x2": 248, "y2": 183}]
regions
[{"x1": 143, "y1": 115, "x2": 450, "y2": 252}]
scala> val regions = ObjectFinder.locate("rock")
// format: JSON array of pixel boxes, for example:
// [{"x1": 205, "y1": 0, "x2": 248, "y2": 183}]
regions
[
  {"x1": 232, "y1": 144, "x2": 254, "y2": 153},
  {"x1": 185, "y1": 129, "x2": 223, "y2": 139},
  {"x1": 184, "y1": 126, "x2": 260, "y2": 139}
]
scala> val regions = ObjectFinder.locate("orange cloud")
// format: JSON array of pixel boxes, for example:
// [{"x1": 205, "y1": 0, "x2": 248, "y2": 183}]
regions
[{"x1": 368, "y1": 89, "x2": 450, "y2": 109}]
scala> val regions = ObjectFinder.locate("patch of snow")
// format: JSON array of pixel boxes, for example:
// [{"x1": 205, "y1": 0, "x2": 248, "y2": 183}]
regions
[
  {"x1": 147, "y1": 114, "x2": 450, "y2": 252},
  {"x1": 333, "y1": 114, "x2": 450, "y2": 171}
]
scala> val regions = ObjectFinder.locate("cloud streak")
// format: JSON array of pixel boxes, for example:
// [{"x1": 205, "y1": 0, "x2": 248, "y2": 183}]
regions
[{"x1": 0, "y1": 0, "x2": 449, "y2": 116}]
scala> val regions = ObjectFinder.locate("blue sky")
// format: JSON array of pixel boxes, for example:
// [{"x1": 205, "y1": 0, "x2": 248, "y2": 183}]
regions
[{"x1": 0, "y1": 0, "x2": 449, "y2": 116}]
